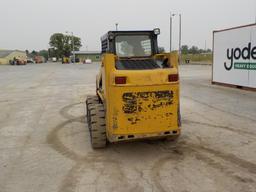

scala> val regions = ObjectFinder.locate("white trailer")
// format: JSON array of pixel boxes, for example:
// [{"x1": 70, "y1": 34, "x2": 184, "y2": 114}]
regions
[{"x1": 212, "y1": 23, "x2": 256, "y2": 89}]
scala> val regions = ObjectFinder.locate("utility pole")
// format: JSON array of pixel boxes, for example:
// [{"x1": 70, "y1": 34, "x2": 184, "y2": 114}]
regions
[
  {"x1": 170, "y1": 12, "x2": 182, "y2": 64},
  {"x1": 170, "y1": 13, "x2": 176, "y2": 52},
  {"x1": 115, "y1": 23, "x2": 118, "y2": 31},
  {"x1": 72, "y1": 32, "x2": 75, "y2": 64},
  {"x1": 179, "y1": 14, "x2": 182, "y2": 65},
  {"x1": 170, "y1": 12, "x2": 173, "y2": 52},
  {"x1": 47, "y1": 48, "x2": 50, "y2": 62}
]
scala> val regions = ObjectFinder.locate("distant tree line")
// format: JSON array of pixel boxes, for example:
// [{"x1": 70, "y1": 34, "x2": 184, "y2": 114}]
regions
[
  {"x1": 158, "y1": 45, "x2": 211, "y2": 55},
  {"x1": 181, "y1": 45, "x2": 212, "y2": 55}
]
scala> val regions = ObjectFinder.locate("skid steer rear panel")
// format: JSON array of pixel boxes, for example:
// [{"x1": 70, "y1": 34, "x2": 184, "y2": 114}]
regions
[
  {"x1": 99, "y1": 50, "x2": 180, "y2": 143},
  {"x1": 106, "y1": 85, "x2": 179, "y2": 142}
]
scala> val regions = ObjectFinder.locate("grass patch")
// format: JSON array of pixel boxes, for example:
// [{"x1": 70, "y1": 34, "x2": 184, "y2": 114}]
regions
[{"x1": 182, "y1": 53, "x2": 212, "y2": 64}]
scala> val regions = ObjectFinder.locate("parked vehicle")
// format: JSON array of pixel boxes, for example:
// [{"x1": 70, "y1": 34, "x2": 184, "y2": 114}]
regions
[
  {"x1": 52, "y1": 57, "x2": 57, "y2": 62},
  {"x1": 84, "y1": 58, "x2": 92, "y2": 64},
  {"x1": 62, "y1": 57, "x2": 70, "y2": 64},
  {"x1": 34, "y1": 56, "x2": 45, "y2": 64}
]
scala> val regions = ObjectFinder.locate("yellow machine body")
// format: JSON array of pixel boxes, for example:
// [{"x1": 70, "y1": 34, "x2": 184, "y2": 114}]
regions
[
  {"x1": 62, "y1": 57, "x2": 70, "y2": 64},
  {"x1": 97, "y1": 52, "x2": 180, "y2": 142}
]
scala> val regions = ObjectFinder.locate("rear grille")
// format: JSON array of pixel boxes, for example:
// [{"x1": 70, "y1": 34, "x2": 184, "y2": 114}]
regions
[
  {"x1": 101, "y1": 39, "x2": 108, "y2": 53},
  {"x1": 116, "y1": 59, "x2": 160, "y2": 70}
]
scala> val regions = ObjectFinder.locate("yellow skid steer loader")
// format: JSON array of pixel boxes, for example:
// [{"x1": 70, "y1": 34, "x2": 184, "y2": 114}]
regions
[{"x1": 86, "y1": 28, "x2": 181, "y2": 148}]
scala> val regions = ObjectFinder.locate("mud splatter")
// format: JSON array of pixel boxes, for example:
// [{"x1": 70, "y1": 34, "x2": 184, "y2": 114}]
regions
[{"x1": 122, "y1": 91, "x2": 173, "y2": 114}]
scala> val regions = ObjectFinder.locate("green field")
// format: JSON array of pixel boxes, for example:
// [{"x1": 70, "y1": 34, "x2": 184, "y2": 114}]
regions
[{"x1": 182, "y1": 53, "x2": 212, "y2": 64}]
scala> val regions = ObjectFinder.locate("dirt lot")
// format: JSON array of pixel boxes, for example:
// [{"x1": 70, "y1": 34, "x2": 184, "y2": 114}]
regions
[{"x1": 0, "y1": 63, "x2": 255, "y2": 192}]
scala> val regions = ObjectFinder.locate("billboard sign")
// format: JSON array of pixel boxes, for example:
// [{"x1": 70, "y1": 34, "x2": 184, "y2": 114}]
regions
[{"x1": 213, "y1": 24, "x2": 256, "y2": 88}]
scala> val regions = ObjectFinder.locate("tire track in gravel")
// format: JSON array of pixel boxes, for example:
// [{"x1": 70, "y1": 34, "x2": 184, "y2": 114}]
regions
[
  {"x1": 47, "y1": 102, "x2": 128, "y2": 192},
  {"x1": 47, "y1": 116, "x2": 85, "y2": 162},
  {"x1": 195, "y1": 144, "x2": 256, "y2": 175},
  {"x1": 194, "y1": 153, "x2": 255, "y2": 184},
  {"x1": 151, "y1": 148, "x2": 184, "y2": 192},
  {"x1": 59, "y1": 103, "x2": 82, "y2": 120},
  {"x1": 182, "y1": 95, "x2": 256, "y2": 123},
  {"x1": 150, "y1": 141, "x2": 256, "y2": 192},
  {"x1": 183, "y1": 119, "x2": 256, "y2": 137}
]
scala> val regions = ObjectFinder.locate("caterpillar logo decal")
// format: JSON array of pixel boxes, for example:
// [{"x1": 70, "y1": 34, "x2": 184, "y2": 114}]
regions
[{"x1": 225, "y1": 43, "x2": 256, "y2": 71}]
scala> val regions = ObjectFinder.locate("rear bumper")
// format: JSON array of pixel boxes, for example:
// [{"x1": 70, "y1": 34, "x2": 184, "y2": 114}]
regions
[{"x1": 107, "y1": 128, "x2": 180, "y2": 143}]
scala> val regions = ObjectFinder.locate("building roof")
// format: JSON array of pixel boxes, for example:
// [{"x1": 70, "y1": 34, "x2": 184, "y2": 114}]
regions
[
  {"x1": 0, "y1": 50, "x2": 25, "y2": 58},
  {"x1": 0, "y1": 50, "x2": 14, "y2": 58},
  {"x1": 72, "y1": 51, "x2": 101, "y2": 55}
]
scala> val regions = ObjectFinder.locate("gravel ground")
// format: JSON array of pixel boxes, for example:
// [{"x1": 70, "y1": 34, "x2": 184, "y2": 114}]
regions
[{"x1": 0, "y1": 63, "x2": 255, "y2": 192}]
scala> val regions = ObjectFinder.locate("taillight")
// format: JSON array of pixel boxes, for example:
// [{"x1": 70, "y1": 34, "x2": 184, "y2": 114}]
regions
[
  {"x1": 115, "y1": 76, "x2": 127, "y2": 84},
  {"x1": 168, "y1": 74, "x2": 179, "y2": 82}
]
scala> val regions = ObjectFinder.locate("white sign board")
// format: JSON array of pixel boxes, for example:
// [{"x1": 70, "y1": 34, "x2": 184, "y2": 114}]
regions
[{"x1": 213, "y1": 24, "x2": 256, "y2": 88}]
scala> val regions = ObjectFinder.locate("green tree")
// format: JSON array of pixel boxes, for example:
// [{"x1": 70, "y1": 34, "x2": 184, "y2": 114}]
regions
[
  {"x1": 49, "y1": 33, "x2": 82, "y2": 58},
  {"x1": 206, "y1": 48, "x2": 212, "y2": 53},
  {"x1": 198, "y1": 49, "x2": 204, "y2": 54},
  {"x1": 158, "y1": 47, "x2": 165, "y2": 53},
  {"x1": 31, "y1": 50, "x2": 38, "y2": 57},
  {"x1": 49, "y1": 33, "x2": 65, "y2": 59},
  {"x1": 48, "y1": 48, "x2": 57, "y2": 58},
  {"x1": 181, "y1": 45, "x2": 189, "y2": 54},
  {"x1": 39, "y1": 50, "x2": 49, "y2": 60},
  {"x1": 189, "y1": 46, "x2": 199, "y2": 54}
]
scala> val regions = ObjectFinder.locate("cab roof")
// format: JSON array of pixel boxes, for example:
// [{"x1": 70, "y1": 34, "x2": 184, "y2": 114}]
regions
[{"x1": 101, "y1": 30, "x2": 156, "y2": 41}]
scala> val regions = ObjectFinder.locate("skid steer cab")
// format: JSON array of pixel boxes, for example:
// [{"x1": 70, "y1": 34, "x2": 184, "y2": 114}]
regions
[{"x1": 86, "y1": 28, "x2": 181, "y2": 149}]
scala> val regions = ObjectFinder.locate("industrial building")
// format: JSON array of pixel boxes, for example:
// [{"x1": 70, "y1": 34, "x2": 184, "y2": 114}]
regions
[
  {"x1": 0, "y1": 50, "x2": 27, "y2": 64},
  {"x1": 73, "y1": 51, "x2": 101, "y2": 63}
]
